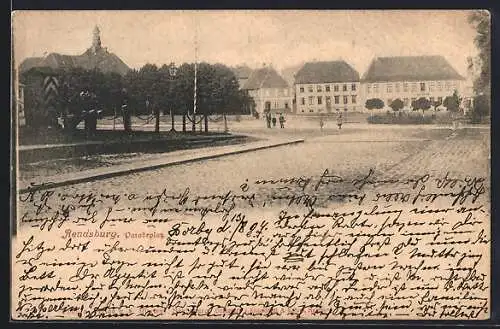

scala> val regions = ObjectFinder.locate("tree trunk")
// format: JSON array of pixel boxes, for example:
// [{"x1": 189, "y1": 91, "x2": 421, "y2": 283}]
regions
[
  {"x1": 170, "y1": 109, "x2": 175, "y2": 132},
  {"x1": 155, "y1": 107, "x2": 160, "y2": 133},
  {"x1": 182, "y1": 115, "x2": 186, "y2": 132},
  {"x1": 204, "y1": 114, "x2": 208, "y2": 133}
]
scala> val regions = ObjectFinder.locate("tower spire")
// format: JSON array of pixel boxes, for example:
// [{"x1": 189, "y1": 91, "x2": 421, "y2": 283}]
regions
[{"x1": 92, "y1": 25, "x2": 102, "y2": 53}]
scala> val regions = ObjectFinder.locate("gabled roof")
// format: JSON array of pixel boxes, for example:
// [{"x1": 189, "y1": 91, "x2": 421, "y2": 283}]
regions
[
  {"x1": 19, "y1": 57, "x2": 45, "y2": 72},
  {"x1": 231, "y1": 65, "x2": 253, "y2": 79},
  {"x1": 19, "y1": 48, "x2": 131, "y2": 76},
  {"x1": 362, "y1": 55, "x2": 465, "y2": 82},
  {"x1": 242, "y1": 67, "x2": 289, "y2": 90},
  {"x1": 294, "y1": 61, "x2": 360, "y2": 84}
]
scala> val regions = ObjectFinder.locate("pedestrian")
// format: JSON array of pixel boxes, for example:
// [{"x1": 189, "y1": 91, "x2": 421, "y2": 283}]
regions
[
  {"x1": 319, "y1": 116, "x2": 324, "y2": 131},
  {"x1": 279, "y1": 113, "x2": 285, "y2": 128},
  {"x1": 122, "y1": 101, "x2": 132, "y2": 132},
  {"x1": 266, "y1": 112, "x2": 271, "y2": 128},
  {"x1": 272, "y1": 116, "x2": 277, "y2": 127},
  {"x1": 337, "y1": 113, "x2": 343, "y2": 130}
]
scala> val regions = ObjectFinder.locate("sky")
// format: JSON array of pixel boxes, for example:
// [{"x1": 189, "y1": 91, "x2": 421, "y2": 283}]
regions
[{"x1": 12, "y1": 10, "x2": 479, "y2": 76}]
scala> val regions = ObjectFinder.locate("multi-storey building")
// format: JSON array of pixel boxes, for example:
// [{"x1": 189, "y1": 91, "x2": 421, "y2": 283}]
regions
[
  {"x1": 242, "y1": 66, "x2": 292, "y2": 115},
  {"x1": 294, "y1": 61, "x2": 360, "y2": 114},
  {"x1": 361, "y1": 55, "x2": 466, "y2": 111}
]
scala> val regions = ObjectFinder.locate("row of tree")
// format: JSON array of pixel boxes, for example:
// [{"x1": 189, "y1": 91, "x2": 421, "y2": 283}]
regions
[
  {"x1": 21, "y1": 62, "x2": 255, "y2": 127},
  {"x1": 365, "y1": 91, "x2": 462, "y2": 115},
  {"x1": 467, "y1": 10, "x2": 490, "y2": 120}
]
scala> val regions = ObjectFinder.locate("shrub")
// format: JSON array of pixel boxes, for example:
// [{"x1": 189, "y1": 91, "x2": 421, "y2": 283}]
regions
[{"x1": 367, "y1": 113, "x2": 435, "y2": 124}]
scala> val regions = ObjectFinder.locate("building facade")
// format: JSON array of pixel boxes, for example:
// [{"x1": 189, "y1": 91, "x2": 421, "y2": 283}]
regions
[
  {"x1": 242, "y1": 66, "x2": 292, "y2": 115},
  {"x1": 361, "y1": 56, "x2": 466, "y2": 112},
  {"x1": 294, "y1": 61, "x2": 360, "y2": 114}
]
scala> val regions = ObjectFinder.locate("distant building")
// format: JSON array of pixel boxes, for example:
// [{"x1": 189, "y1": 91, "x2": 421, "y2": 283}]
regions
[
  {"x1": 242, "y1": 66, "x2": 292, "y2": 115},
  {"x1": 294, "y1": 61, "x2": 360, "y2": 114},
  {"x1": 231, "y1": 65, "x2": 253, "y2": 90},
  {"x1": 19, "y1": 26, "x2": 131, "y2": 76},
  {"x1": 361, "y1": 55, "x2": 466, "y2": 112}
]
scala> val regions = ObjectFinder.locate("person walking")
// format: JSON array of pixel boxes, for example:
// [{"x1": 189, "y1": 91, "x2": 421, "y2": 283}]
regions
[
  {"x1": 279, "y1": 113, "x2": 285, "y2": 128},
  {"x1": 319, "y1": 116, "x2": 324, "y2": 131},
  {"x1": 272, "y1": 115, "x2": 277, "y2": 128},
  {"x1": 122, "y1": 101, "x2": 131, "y2": 133},
  {"x1": 266, "y1": 112, "x2": 271, "y2": 128},
  {"x1": 337, "y1": 113, "x2": 343, "y2": 130}
]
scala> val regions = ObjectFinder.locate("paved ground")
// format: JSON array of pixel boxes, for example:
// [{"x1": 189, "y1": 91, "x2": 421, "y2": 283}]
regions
[{"x1": 17, "y1": 124, "x2": 490, "y2": 214}]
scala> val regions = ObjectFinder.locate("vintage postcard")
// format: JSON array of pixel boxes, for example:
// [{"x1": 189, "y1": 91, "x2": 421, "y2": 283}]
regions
[{"x1": 11, "y1": 10, "x2": 491, "y2": 320}]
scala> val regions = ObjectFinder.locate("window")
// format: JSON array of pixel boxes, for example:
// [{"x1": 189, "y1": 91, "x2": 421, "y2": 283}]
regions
[
  {"x1": 334, "y1": 96, "x2": 340, "y2": 104},
  {"x1": 373, "y1": 84, "x2": 379, "y2": 93},
  {"x1": 326, "y1": 96, "x2": 331, "y2": 107},
  {"x1": 437, "y1": 81, "x2": 442, "y2": 91},
  {"x1": 334, "y1": 85, "x2": 339, "y2": 92},
  {"x1": 317, "y1": 96, "x2": 322, "y2": 105},
  {"x1": 351, "y1": 95, "x2": 357, "y2": 104},
  {"x1": 299, "y1": 87, "x2": 304, "y2": 93},
  {"x1": 309, "y1": 109, "x2": 314, "y2": 113},
  {"x1": 367, "y1": 84, "x2": 371, "y2": 94},
  {"x1": 420, "y1": 82, "x2": 426, "y2": 92},
  {"x1": 343, "y1": 84, "x2": 348, "y2": 92},
  {"x1": 308, "y1": 96, "x2": 314, "y2": 105},
  {"x1": 343, "y1": 96, "x2": 348, "y2": 104},
  {"x1": 395, "y1": 83, "x2": 400, "y2": 92},
  {"x1": 301, "y1": 97, "x2": 305, "y2": 105},
  {"x1": 325, "y1": 85, "x2": 330, "y2": 92},
  {"x1": 308, "y1": 85, "x2": 313, "y2": 92},
  {"x1": 403, "y1": 98, "x2": 409, "y2": 106},
  {"x1": 387, "y1": 83, "x2": 393, "y2": 93},
  {"x1": 285, "y1": 102, "x2": 289, "y2": 109},
  {"x1": 429, "y1": 82, "x2": 434, "y2": 92},
  {"x1": 445, "y1": 81, "x2": 451, "y2": 91},
  {"x1": 411, "y1": 83, "x2": 417, "y2": 92},
  {"x1": 403, "y1": 82, "x2": 409, "y2": 92},
  {"x1": 344, "y1": 108, "x2": 348, "y2": 112},
  {"x1": 351, "y1": 83, "x2": 356, "y2": 91},
  {"x1": 317, "y1": 85, "x2": 322, "y2": 92}
]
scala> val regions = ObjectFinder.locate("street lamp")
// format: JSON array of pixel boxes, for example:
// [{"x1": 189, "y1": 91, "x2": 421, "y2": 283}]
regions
[{"x1": 168, "y1": 62, "x2": 177, "y2": 132}]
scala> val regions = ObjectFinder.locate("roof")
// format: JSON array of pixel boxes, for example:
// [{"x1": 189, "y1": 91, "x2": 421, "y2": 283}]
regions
[
  {"x1": 362, "y1": 55, "x2": 465, "y2": 82},
  {"x1": 294, "y1": 61, "x2": 360, "y2": 84},
  {"x1": 242, "y1": 67, "x2": 289, "y2": 90},
  {"x1": 231, "y1": 65, "x2": 253, "y2": 79},
  {"x1": 19, "y1": 48, "x2": 131, "y2": 76},
  {"x1": 19, "y1": 57, "x2": 45, "y2": 72}
]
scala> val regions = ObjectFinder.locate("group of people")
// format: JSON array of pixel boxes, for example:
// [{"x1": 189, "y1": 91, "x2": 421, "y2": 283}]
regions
[
  {"x1": 320, "y1": 113, "x2": 343, "y2": 131},
  {"x1": 265, "y1": 112, "x2": 286, "y2": 129},
  {"x1": 264, "y1": 112, "x2": 345, "y2": 131}
]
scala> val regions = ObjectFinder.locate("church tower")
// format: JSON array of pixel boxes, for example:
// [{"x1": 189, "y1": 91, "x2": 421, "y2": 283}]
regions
[{"x1": 91, "y1": 25, "x2": 102, "y2": 54}]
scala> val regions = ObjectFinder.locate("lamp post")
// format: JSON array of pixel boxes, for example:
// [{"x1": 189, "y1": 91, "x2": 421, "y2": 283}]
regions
[{"x1": 168, "y1": 62, "x2": 177, "y2": 132}]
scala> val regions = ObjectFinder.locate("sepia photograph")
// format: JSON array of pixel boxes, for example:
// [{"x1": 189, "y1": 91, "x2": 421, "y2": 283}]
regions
[{"x1": 11, "y1": 10, "x2": 491, "y2": 321}]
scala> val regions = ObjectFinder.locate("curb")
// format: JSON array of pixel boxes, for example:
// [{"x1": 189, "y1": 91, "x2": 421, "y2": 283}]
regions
[{"x1": 18, "y1": 139, "x2": 304, "y2": 194}]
